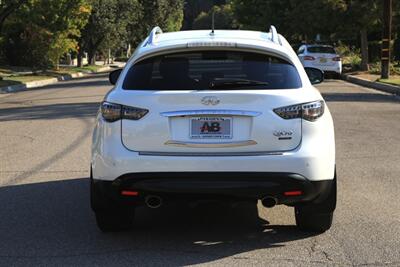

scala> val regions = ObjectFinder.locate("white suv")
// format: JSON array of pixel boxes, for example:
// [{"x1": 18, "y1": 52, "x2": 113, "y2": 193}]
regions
[
  {"x1": 297, "y1": 44, "x2": 342, "y2": 77},
  {"x1": 91, "y1": 26, "x2": 336, "y2": 233}
]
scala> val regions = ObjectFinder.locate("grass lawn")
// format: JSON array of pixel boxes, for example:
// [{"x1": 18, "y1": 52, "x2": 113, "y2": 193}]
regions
[
  {"x1": 378, "y1": 78, "x2": 400, "y2": 86},
  {"x1": 57, "y1": 65, "x2": 105, "y2": 74}
]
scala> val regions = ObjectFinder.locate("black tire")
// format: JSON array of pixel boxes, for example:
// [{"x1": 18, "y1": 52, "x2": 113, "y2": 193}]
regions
[
  {"x1": 295, "y1": 211, "x2": 333, "y2": 233},
  {"x1": 295, "y1": 171, "x2": 337, "y2": 233},
  {"x1": 90, "y1": 168, "x2": 135, "y2": 232}
]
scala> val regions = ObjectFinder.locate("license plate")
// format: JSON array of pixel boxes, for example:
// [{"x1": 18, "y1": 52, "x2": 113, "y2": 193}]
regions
[
  {"x1": 190, "y1": 117, "x2": 232, "y2": 139},
  {"x1": 319, "y1": 58, "x2": 327, "y2": 63}
]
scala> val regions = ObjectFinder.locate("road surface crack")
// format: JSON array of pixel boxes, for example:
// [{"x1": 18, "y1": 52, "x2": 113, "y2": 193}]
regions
[{"x1": 309, "y1": 238, "x2": 334, "y2": 262}]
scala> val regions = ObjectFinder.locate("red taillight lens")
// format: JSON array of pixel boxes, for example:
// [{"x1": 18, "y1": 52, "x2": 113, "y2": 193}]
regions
[
  {"x1": 101, "y1": 101, "x2": 148, "y2": 122},
  {"x1": 121, "y1": 190, "x2": 139, "y2": 196},
  {"x1": 273, "y1": 100, "x2": 325, "y2": 122},
  {"x1": 303, "y1": 56, "x2": 315, "y2": 61},
  {"x1": 332, "y1": 56, "x2": 341, "y2": 61},
  {"x1": 284, "y1": 190, "x2": 303, "y2": 196}
]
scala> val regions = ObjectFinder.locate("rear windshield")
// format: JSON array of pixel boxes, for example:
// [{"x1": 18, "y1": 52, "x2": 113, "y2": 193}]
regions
[
  {"x1": 122, "y1": 51, "x2": 302, "y2": 90},
  {"x1": 307, "y1": 46, "x2": 336, "y2": 54}
]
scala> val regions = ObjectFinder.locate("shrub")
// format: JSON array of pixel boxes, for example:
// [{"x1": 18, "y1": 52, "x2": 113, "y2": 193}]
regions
[
  {"x1": 336, "y1": 43, "x2": 361, "y2": 71},
  {"x1": 369, "y1": 62, "x2": 400, "y2": 75}
]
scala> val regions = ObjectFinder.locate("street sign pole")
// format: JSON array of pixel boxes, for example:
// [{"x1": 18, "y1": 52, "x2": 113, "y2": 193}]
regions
[{"x1": 381, "y1": 0, "x2": 392, "y2": 79}]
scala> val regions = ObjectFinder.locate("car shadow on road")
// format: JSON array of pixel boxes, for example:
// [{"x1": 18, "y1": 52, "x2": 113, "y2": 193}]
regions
[
  {"x1": 0, "y1": 178, "x2": 316, "y2": 265},
  {"x1": 322, "y1": 92, "x2": 400, "y2": 103},
  {"x1": 0, "y1": 102, "x2": 100, "y2": 121},
  {"x1": 34, "y1": 73, "x2": 111, "y2": 91}
]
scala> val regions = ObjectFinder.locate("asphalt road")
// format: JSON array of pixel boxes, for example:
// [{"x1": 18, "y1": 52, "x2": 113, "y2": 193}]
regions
[{"x1": 0, "y1": 74, "x2": 399, "y2": 266}]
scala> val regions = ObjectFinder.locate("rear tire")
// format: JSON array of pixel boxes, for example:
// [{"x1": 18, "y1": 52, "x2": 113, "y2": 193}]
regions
[
  {"x1": 295, "y1": 211, "x2": 333, "y2": 233},
  {"x1": 295, "y1": 171, "x2": 337, "y2": 233},
  {"x1": 90, "y1": 168, "x2": 135, "y2": 232}
]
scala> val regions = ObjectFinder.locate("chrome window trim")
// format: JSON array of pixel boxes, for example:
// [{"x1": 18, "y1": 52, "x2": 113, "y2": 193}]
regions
[{"x1": 160, "y1": 110, "x2": 262, "y2": 117}]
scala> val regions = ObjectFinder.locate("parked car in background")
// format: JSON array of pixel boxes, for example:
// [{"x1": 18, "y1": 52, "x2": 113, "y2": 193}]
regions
[{"x1": 297, "y1": 44, "x2": 342, "y2": 78}]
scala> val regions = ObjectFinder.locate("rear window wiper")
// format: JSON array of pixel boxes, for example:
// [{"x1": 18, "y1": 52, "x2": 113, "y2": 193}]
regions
[{"x1": 209, "y1": 78, "x2": 269, "y2": 89}]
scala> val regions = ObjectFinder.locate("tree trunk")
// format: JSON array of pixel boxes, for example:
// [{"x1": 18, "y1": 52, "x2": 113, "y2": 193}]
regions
[
  {"x1": 360, "y1": 28, "x2": 369, "y2": 71},
  {"x1": 88, "y1": 51, "x2": 96, "y2": 65},
  {"x1": 77, "y1": 53, "x2": 83, "y2": 67},
  {"x1": 77, "y1": 43, "x2": 84, "y2": 67}
]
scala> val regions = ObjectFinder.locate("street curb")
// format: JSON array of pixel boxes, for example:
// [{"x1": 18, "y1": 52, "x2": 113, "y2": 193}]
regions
[
  {"x1": 0, "y1": 66, "x2": 112, "y2": 94},
  {"x1": 341, "y1": 74, "x2": 400, "y2": 95}
]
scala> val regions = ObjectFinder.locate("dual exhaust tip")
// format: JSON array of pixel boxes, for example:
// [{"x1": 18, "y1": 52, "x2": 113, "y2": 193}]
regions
[
  {"x1": 145, "y1": 195, "x2": 163, "y2": 209},
  {"x1": 261, "y1": 196, "x2": 277, "y2": 208},
  {"x1": 144, "y1": 195, "x2": 277, "y2": 209}
]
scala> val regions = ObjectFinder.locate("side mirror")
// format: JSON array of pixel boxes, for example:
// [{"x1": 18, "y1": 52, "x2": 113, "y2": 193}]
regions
[
  {"x1": 109, "y1": 69, "x2": 122, "y2": 85},
  {"x1": 304, "y1": 67, "x2": 324, "y2": 85}
]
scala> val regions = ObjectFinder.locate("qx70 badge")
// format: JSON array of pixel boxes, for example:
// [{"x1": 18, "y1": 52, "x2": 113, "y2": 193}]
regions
[{"x1": 273, "y1": 130, "x2": 293, "y2": 140}]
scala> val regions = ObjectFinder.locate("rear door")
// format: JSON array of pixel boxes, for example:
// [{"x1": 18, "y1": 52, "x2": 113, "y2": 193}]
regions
[{"x1": 119, "y1": 50, "x2": 304, "y2": 153}]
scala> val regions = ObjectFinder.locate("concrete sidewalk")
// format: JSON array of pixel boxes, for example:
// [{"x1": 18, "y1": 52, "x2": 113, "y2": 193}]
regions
[{"x1": 342, "y1": 74, "x2": 400, "y2": 95}]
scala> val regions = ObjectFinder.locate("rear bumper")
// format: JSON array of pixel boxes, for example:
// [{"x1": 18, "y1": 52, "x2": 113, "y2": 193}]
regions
[
  {"x1": 302, "y1": 61, "x2": 342, "y2": 74},
  {"x1": 92, "y1": 172, "x2": 335, "y2": 208}
]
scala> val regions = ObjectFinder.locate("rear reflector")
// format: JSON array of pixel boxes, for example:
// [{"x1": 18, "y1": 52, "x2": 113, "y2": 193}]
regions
[
  {"x1": 121, "y1": 190, "x2": 139, "y2": 196},
  {"x1": 284, "y1": 190, "x2": 302, "y2": 196}
]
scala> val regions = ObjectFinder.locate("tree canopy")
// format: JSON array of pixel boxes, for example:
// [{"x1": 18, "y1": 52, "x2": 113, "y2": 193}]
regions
[
  {"x1": 0, "y1": 0, "x2": 398, "y2": 69},
  {"x1": 2, "y1": 0, "x2": 90, "y2": 68}
]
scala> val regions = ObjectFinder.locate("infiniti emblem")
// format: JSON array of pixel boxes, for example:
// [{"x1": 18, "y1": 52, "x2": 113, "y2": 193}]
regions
[{"x1": 201, "y1": 96, "x2": 220, "y2": 106}]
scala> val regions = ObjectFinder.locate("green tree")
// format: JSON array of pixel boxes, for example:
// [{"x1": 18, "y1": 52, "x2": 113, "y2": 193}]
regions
[
  {"x1": 343, "y1": 0, "x2": 382, "y2": 70},
  {"x1": 78, "y1": 0, "x2": 141, "y2": 66},
  {"x1": 2, "y1": 0, "x2": 90, "y2": 69},
  {"x1": 0, "y1": 0, "x2": 28, "y2": 33},
  {"x1": 232, "y1": 0, "x2": 385, "y2": 70},
  {"x1": 139, "y1": 0, "x2": 184, "y2": 33},
  {"x1": 192, "y1": 4, "x2": 237, "y2": 30},
  {"x1": 232, "y1": 0, "x2": 346, "y2": 41},
  {"x1": 182, "y1": 0, "x2": 215, "y2": 30}
]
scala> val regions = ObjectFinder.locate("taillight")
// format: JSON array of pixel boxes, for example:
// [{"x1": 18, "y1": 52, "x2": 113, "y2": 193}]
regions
[
  {"x1": 122, "y1": 105, "x2": 149, "y2": 120},
  {"x1": 273, "y1": 100, "x2": 324, "y2": 122},
  {"x1": 101, "y1": 101, "x2": 148, "y2": 122},
  {"x1": 101, "y1": 102, "x2": 121, "y2": 122},
  {"x1": 332, "y1": 56, "x2": 341, "y2": 61},
  {"x1": 303, "y1": 56, "x2": 315, "y2": 61}
]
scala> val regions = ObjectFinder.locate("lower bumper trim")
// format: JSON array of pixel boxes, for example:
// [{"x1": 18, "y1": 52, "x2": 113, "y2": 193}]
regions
[{"x1": 92, "y1": 172, "x2": 334, "y2": 207}]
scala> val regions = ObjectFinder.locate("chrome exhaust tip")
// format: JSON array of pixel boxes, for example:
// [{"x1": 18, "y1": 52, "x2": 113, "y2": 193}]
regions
[
  {"x1": 261, "y1": 197, "x2": 277, "y2": 208},
  {"x1": 145, "y1": 195, "x2": 162, "y2": 209}
]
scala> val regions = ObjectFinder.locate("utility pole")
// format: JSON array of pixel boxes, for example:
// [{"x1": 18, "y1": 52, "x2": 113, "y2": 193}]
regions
[{"x1": 381, "y1": 0, "x2": 392, "y2": 79}]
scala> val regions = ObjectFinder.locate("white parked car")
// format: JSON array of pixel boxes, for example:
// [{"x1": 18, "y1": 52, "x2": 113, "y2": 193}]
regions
[
  {"x1": 297, "y1": 44, "x2": 342, "y2": 77},
  {"x1": 91, "y1": 26, "x2": 336, "y2": 233}
]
